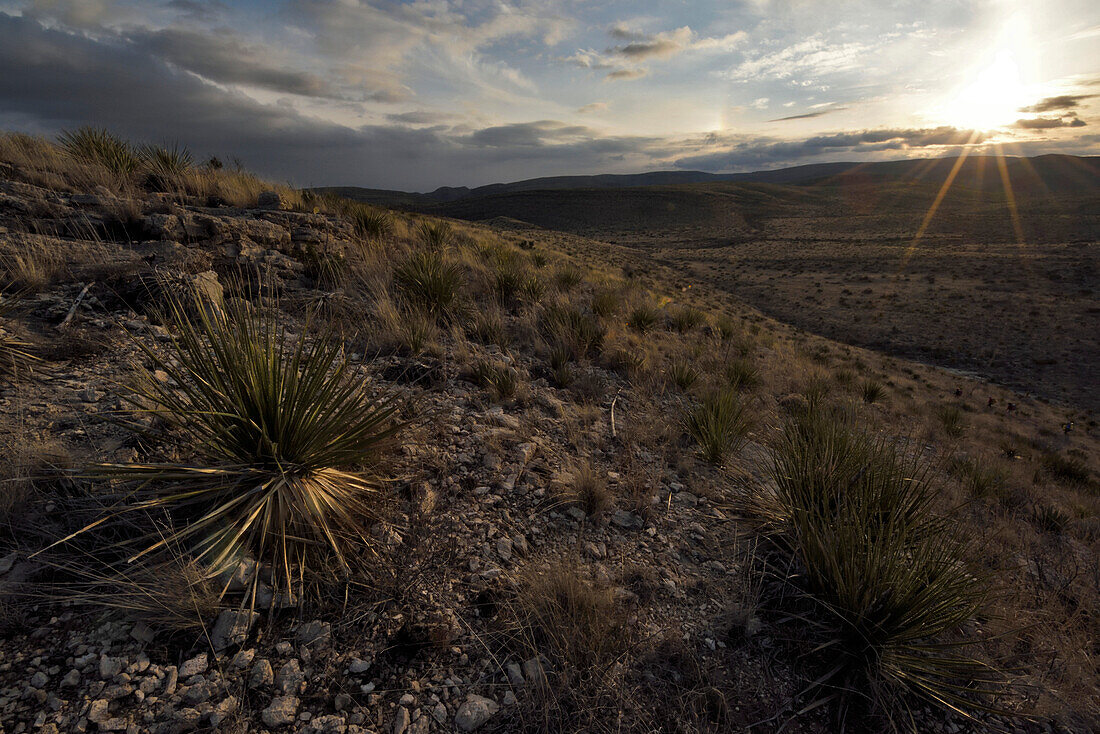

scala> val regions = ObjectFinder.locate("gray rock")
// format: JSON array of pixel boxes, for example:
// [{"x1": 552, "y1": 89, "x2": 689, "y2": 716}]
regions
[
  {"x1": 275, "y1": 659, "x2": 305, "y2": 694},
  {"x1": 610, "y1": 509, "x2": 643, "y2": 530},
  {"x1": 455, "y1": 694, "x2": 499, "y2": 731},
  {"x1": 392, "y1": 706, "x2": 410, "y2": 734},
  {"x1": 505, "y1": 662, "x2": 524, "y2": 688},
  {"x1": 295, "y1": 620, "x2": 331, "y2": 647},
  {"x1": 257, "y1": 191, "x2": 284, "y2": 210},
  {"x1": 29, "y1": 670, "x2": 49, "y2": 688},
  {"x1": 230, "y1": 648, "x2": 255, "y2": 669},
  {"x1": 211, "y1": 609, "x2": 259, "y2": 651},
  {"x1": 178, "y1": 653, "x2": 208, "y2": 677},
  {"x1": 250, "y1": 659, "x2": 274, "y2": 688},
  {"x1": 99, "y1": 656, "x2": 122, "y2": 680},
  {"x1": 346, "y1": 658, "x2": 372, "y2": 675},
  {"x1": 261, "y1": 695, "x2": 299, "y2": 728},
  {"x1": 61, "y1": 669, "x2": 80, "y2": 687}
]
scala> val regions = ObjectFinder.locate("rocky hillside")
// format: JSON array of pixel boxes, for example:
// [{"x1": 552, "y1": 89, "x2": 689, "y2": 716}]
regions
[{"x1": 0, "y1": 131, "x2": 1097, "y2": 734}]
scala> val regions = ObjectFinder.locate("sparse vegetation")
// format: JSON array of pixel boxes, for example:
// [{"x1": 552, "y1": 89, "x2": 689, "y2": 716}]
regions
[
  {"x1": 628, "y1": 303, "x2": 660, "y2": 334},
  {"x1": 56, "y1": 291, "x2": 403, "y2": 606},
  {"x1": 724, "y1": 358, "x2": 760, "y2": 391},
  {"x1": 541, "y1": 303, "x2": 604, "y2": 360},
  {"x1": 666, "y1": 359, "x2": 699, "y2": 391},
  {"x1": 683, "y1": 388, "x2": 753, "y2": 465},
  {"x1": 0, "y1": 296, "x2": 37, "y2": 379},
  {"x1": 393, "y1": 249, "x2": 465, "y2": 321},
  {"x1": 740, "y1": 409, "x2": 1000, "y2": 725},
  {"x1": 669, "y1": 306, "x2": 704, "y2": 333},
  {"x1": 938, "y1": 404, "x2": 966, "y2": 438}
]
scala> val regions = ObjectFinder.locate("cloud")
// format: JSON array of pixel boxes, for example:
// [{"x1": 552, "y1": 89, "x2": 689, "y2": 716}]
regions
[
  {"x1": 769, "y1": 106, "x2": 848, "y2": 121},
  {"x1": 1014, "y1": 115, "x2": 1087, "y2": 129},
  {"x1": 466, "y1": 120, "x2": 596, "y2": 148},
  {"x1": 610, "y1": 26, "x2": 693, "y2": 60},
  {"x1": 1019, "y1": 94, "x2": 1095, "y2": 113},
  {"x1": 384, "y1": 110, "x2": 456, "y2": 125},
  {"x1": 165, "y1": 0, "x2": 227, "y2": 22},
  {"x1": 577, "y1": 102, "x2": 608, "y2": 114},
  {"x1": 606, "y1": 68, "x2": 648, "y2": 81},
  {"x1": 674, "y1": 127, "x2": 989, "y2": 171},
  {"x1": 726, "y1": 35, "x2": 874, "y2": 82},
  {"x1": 127, "y1": 27, "x2": 342, "y2": 99}
]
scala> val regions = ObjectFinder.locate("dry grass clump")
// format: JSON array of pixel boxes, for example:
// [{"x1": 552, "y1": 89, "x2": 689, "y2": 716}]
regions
[
  {"x1": 541, "y1": 302, "x2": 604, "y2": 361},
  {"x1": 552, "y1": 264, "x2": 584, "y2": 292},
  {"x1": 739, "y1": 408, "x2": 1001, "y2": 727},
  {"x1": 938, "y1": 404, "x2": 966, "y2": 438},
  {"x1": 1039, "y1": 452, "x2": 1093, "y2": 490},
  {"x1": 473, "y1": 360, "x2": 523, "y2": 403},
  {"x1": 561, "y1": 460, "x2": 611, "y2": 517},
  {"x1": 683, "y1": 388, "x2": 753, "y2": 465},
  {"x1": 0, "y1": 296, "x2": 38, "y2": 379},
  {"x1": 417, "y1": 220, "x2": 453, "y2": 250},
  {"x1": 502, "y1": 564, "x2": 634, "y2": 732},
  {"x1": 628, "y1": 302, "x2": 661, "y2": 334},
  {"x1": 670, "y1": 306, "x2": 704, "y2": 333},
  {"x1": 0, "y1": 237, "x2": 65, "y2": 293},
  {"x1": 667, "y1": 359, "x2": 699, "y2": 391},
  {"x1": 53, "y1": 291, "x2": 403, "y2": 607},
  {"x1": 590, "y1": 287, "x2": 621, "y2": 319},
  {"x1": 724, "y1": 358, "x2": 760, "y2": 391},
  {"x1": 0, "y1": 435, "x2": 72, "y2": 524},
  {"x1": 860, "y1": 378, "x2": 886, "y2": 404},
  {"x1": 393, "y1": 249, "x2": 465, "y2": 321}
]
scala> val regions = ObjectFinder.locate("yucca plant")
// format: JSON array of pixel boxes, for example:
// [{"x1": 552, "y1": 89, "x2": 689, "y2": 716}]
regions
[
  {"x1": 860, "y1": 379, "x2": 886, "y2": 404},
  {"x1": 670, "y1": 306, "x2": 704, "y2": 333},
  {"x1": 549, "y1": 343, "x2": 574, "y2": 387},
  {"x1": 54, "y1": 293, "x2": 403, "y2": 607},
  {"x1": 393, "y1": 250, "x2": 464, "y2": 321},
  {"x1": 140, "y1": 143, "x2": 194, "y2": 179},
  {"x1": 59, "y1": 127, "x2": 140, "y2": 177},
  {"x1": 741, "y1": 409, "x2": 1001, "y2": 726},
  {"x1": 667, "y1": 359, "x2": 699, "y2": 391},
  {"x1": 417, "y1": 220, "x2": 453, "y2": 250},
  {"x1": 683, "y1": 388, "x2": 753, "y2": 465},
  {"x1": 541, "y1": 304, "x2": 604, "y2": 360},
  {"x1": 351, "y1": 207, "x2": 393, "y2": 244},
  {"x1": 628, "y1": 303, "x2": 661, "y2": 334},
  {"x1": 590, "y1": 288, "x2": 620, "y2": 319},
  {"x1": 553, "y1": 265, "x2": 584, "y2": 292},
  {"x1": 0, "y1": 296, "x2": 38, "y2": 379},
  {"x1": 725, "y1": 358, "x2": 760, "y2": 391}
]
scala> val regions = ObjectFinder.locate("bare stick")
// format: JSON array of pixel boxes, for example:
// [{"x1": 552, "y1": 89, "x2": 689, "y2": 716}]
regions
[
  {"x1": 58, "y1": 282, "x2": 93, "y2": 330},
  {"x1": 609, "y1": 391, "x2": 620, "y2": 438}
]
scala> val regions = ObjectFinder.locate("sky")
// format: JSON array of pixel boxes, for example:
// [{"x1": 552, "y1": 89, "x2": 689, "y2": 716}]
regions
[{"x1": 0, "y1": 0, "x2": 1097, "y2": 191}]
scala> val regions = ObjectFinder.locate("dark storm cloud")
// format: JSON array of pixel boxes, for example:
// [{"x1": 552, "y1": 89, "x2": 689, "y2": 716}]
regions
[
  {"x1": 1014, "y1": 115, "x2": 1087, "y2": 129},
  {"x1": 1020, "y1": 94, "x2": 1095, "y2": 113},
  {"x1": 674, "y1": 127, "x2": 988, "y2": 170},
  {"x1": 127, "y1": 27, "x2": 339, "y2": 98}
]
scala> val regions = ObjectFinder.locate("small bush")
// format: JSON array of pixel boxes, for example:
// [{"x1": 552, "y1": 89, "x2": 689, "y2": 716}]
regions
[
  {"x1": 725, "y1": 358, "x2": 760, "y2": 391},
  {"x1": 417, "y1": 220, "x2": 453, "y2": 249},
  {"x1": 541, "y1": 304, "x2": 604, "y2": 360},
  {"x1": 667, "y1": 359, "x2": 699, "y2": 391},
  {"x1": 351, "y1": 207, "x2": 393, "y2": 244},
  {"x1": 1040, "y1": 452, "x2": 1092, "y2": 488},
  {"x1": 565, "y1": 460, "x2": 611, "y2": 517},
  {"x1": 628, "y1": 303, "x2": 661, "y2": 334},
  {"x1": 549, "y1": 344, "x2": 574, "y2": 388},
  {"x1": 56, "y1": 292, "x2": 403, "y2": 606},
  {"x1": 938, "y1": 405, "x2": 965, "y2": 438},
  {"x1": 59, "y1": 127, "x2": 140, "y2": 177},
  {"x1": 860, "y1": 379, "x2": 886, "y2": 404},
  {"x1": 591, "y1": 288, "x2": 620, "y2": 319},
  {"x1": 670, "y1": 306, "x2": 704, "y2": 333},
  {"x1": 393, "y1": 250, "x2": 464, "y2": 321},
  {"x1": 740, "y1": 409, "x2": 999, "y2": 724},
  {"x1": 474, "y1": 361, "x2": 522, "y2": 402},
  {"x1": 553, "y1": 265, "x2": 584, "y2": 292},
  {"x1": 683, "y1": 389, "x2": 753, "y2": 465}
]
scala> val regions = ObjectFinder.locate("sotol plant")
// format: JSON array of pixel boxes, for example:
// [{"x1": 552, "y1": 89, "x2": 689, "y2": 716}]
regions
[
  {"x1": 741, "y1": 409, "x2": 1000, "y2": 726},
  {"x1": 393, "y1": 250, "x2": 464, "y2": 321},
  {"x1": 684, "y1": 388, "x2": 753, "y2": 465},
  {"x1": 54, "y1": 292, "x2": 403, "y2": 606},
  {"x1": 59, "y1": 127, "x2": 140, "y2": 177}
]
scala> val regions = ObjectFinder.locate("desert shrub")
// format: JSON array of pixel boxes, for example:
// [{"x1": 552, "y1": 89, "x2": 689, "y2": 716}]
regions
[
  {"x1": 56, "y1": 293, "x2": 403, "y2": 606},
  {"x1": 604, "y1": 347, "x2": 647, "y2": 380},
  {"x1": 667, "y1": 359, "x2": 699, "y2": 391},
  {"x1": 860, "y1": 378, "x2": 886, "y2": 404},
  {"x1": 1040, "y1": 452, "x2": 1092, "y2": 488},
  {"x1": 0, "y1": 296, "x2": 37, "y2": 379},
  {"x1": 628, "y1": 303, "x2": 661, "y2": 334},
  {"x1": 553, "y1": 265, "x2": 584, "y2": 292},
  {"x1": 724, "y1": 358, "x2": 760, "y2": 391},
  {"x1": 300, "y1": 243, "x2": 347, "y2": 289},
  {"x1": 58, "y1": 127, "x2": 140, "y2": 177},
  {"x1": 494, "y1": 258, "x2": 542, "y2": 306},
  {"x1": 0, "y1": 240, "x2": 64, "y2": 293},
  {"x1": 740, "y1": 409, "x2": 999, "y2": 725},
  {"x1": 351, "y1": 206, "x2": 394, "y2": 244},
  {"x1": 417, "y1": 220, "x2": 453, "y2": 250},
  {"x1": 548, "y1": 344, "x2": 574, "y2": 387},
  {"x1": 949, "y1": 456, "x2": 1008, "y2": 500},
  {"x1": 541, "y1": 304, "x2": 604, "y2": 360},
  {"x1": 713, "y1": 315, "x2": 738, "y2": 342},
  {"x1": 1032, "y1": 504, "x2": 1070, "y2": 535},
  {"x1": 393, "y1": 250, "x2": 464, "y2": 321},
  {"x1": 683, "y1": 388, "x2": 753, "y2": 465},
  {"x1": 590, "y1": 288, "x2": 620, "y2": 319},
  {"x1": 139, "y1": 143, "x2": 194, "y2": 189},
  {"x1": 469, "y1": 309, "x2": 511, "y2": 349},
  {"x1": 563, "y1": 460, "x2": 611, "y2": 517},
  {"x1": 474, "y1": 361, "x2": 522, "y2": 402},
  {"x1": 938, "y1": 405, "x2": 965, "y2": 438},
  {"x1": 670, "y1": 306, "x2": 704, "y2": 333},
  {"x1": 502, "y1": 565, "x2": 632, "y2": 731}
]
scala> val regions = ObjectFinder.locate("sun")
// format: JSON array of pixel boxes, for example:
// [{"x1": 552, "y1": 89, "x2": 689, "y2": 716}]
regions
[{"x1": 946, "y1": 50, "x2": 1030, "y2": 131}]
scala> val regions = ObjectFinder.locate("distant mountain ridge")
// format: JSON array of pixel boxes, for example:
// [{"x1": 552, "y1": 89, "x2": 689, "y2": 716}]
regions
[{"x1": 313, "y1": 155, "x2": 1100, "y2": 208}]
